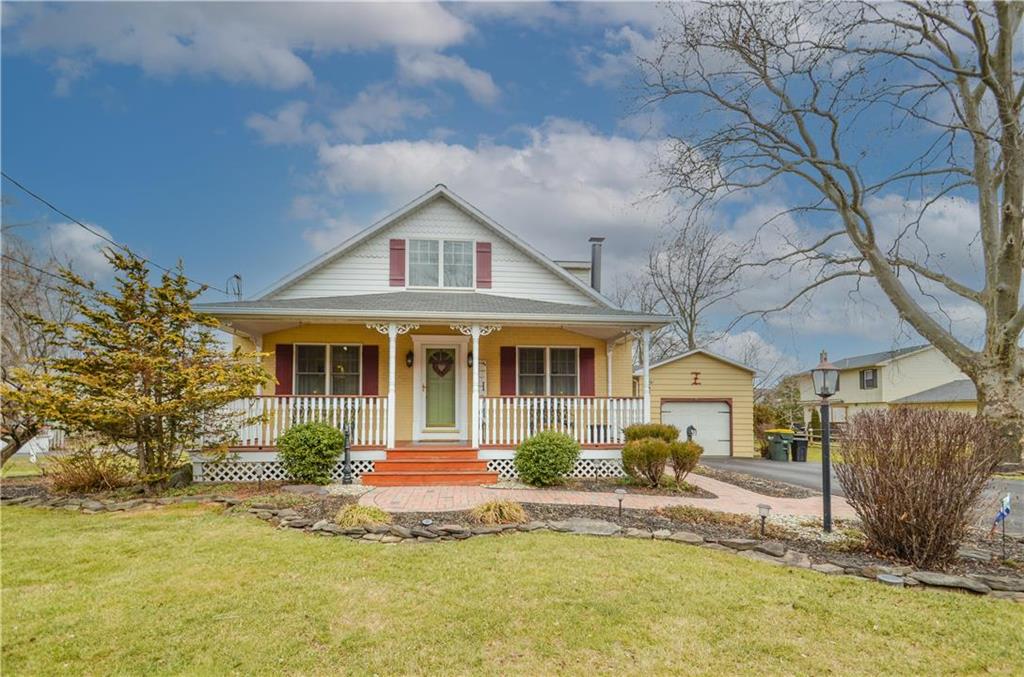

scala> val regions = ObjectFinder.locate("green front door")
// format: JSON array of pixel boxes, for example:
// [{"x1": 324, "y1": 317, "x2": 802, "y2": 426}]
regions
[{"x1": 425, "y1": 348, "x2": 457, "y2": 428}]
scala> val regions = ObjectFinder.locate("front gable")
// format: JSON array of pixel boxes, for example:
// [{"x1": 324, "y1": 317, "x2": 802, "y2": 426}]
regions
[{"x1": 264, "y1": 190, "x2": 602, "y2": 306}]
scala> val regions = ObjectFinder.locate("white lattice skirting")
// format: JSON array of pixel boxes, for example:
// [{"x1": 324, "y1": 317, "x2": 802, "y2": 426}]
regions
[
  {"x1": 486, "y1": 458, "x2": 625, "y2": 479},
  {"x1": 196, "y1": 460, "x2": 375, "y2": 483}
]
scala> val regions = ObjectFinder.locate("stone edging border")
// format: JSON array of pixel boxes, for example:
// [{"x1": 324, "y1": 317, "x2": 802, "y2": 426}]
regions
[{"x1": 4, "y1": 493, "x2": 1022, "y2": 602}]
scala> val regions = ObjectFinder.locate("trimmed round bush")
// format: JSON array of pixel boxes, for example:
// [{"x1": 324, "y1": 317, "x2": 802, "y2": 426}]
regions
[
  {"x1": 335, "y1": 504, "x2": 392, "y2": 527},
  {"x1": 669, "y1": 440, "x2": 703, "y2": 484},
  {"x1": 276, "y1": 422, "x2": 345, "y2": 485},
  {"x1": 622, "y1": 437, "x2": 670, "y2": 487},
  {"x1": 514, "y1": 431, "x2": 581, "y2": 486},
  {"x1": 623, "y1": 423, "x2": 679, "y2": 443}
]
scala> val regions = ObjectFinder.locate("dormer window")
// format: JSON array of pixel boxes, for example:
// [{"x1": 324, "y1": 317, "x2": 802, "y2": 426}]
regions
[{"x1": 407, "y1": 239, "x2": 474, "y2": 289}]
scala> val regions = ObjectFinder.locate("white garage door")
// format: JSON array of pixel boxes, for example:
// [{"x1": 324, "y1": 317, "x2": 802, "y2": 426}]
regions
[{"x1": 661, "y1": 401, "x2": 731, "y2": 456}]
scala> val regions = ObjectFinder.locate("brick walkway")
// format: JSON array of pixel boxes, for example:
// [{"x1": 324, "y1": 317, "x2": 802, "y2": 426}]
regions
[{"x1": 359, "y1": 473, "x2": 855, "y2": 519}]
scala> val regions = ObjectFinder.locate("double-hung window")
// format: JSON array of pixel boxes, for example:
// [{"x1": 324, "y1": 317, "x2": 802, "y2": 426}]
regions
[
  {"x1": 294, "y1": 344, "x2": 362, "y2": 395},
  {"x1": 859, "y1": 368, "x2": 877, "y2": 390},
  {"x1": 517, "y1": 347, "x2": 579, "y2": 396},
  {"x1": 408, "y1": 239, "x2": 474, "y2": 288}
]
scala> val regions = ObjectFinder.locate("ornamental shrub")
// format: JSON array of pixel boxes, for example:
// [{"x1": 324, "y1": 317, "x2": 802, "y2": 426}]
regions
[
  {"x1": 669, "y1": 440, "x2": 703, "y2": 484},
  {"x1": 335, "y1": 504, "x2": 392, "y2": 527},
  {"x1": 835, "y1": 409, "x2": 1009, "y2": 568},
  {"x1": 514, "y1": 431, "x2": 580, "y2": 486},
  {"x1": 621, "y1": 438, "x2": 670, "y2": 487},
  {"x1": 469, "y1": 500, "x2": 529, "y2": 525},
  {"x1": 44, "y1": 449, "x2": 135, "y2": 493},
  {"x1": 623, "y1": 423, "x2": 679, "y2": 443},
  {"x1": 277, "y1": 422, "x2": 345, "y2": 485}
]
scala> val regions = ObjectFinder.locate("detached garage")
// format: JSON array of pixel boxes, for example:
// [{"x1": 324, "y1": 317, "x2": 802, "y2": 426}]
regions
[{"x1": 634, "y1": 349, "x2": 756, "y2": 458}]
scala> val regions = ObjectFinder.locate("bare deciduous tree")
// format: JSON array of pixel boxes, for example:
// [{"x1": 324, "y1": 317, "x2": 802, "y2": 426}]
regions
[
  {"x1": 642, "y1": 1, "x2": 1024, "y2": 457},
  {"x1": 1, "y1": 234, "x2": 73, "y2": 465}
]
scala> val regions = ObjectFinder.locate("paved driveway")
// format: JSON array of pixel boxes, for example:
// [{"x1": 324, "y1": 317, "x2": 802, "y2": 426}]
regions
[{"x1": 702, "y1": 457, "x2": 1023, "y2": 536}]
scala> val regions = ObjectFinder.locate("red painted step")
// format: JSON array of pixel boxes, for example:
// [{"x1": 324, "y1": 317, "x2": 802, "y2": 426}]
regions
[
  {"x1": 374, "y1": 459, "x2": 489, "y2": 473},
  {"x1": 361, "y1": 470, "x2": 499, "y2": 487},
  {"x1": 386, "y1": 449, "x2": 479, "y2": 461}
]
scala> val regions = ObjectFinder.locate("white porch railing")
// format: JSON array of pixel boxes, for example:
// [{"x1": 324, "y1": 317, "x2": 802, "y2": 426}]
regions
[
  {"x1": 479, "y1": 396, "x2": 644, "y2": 447},
  {"x1": 229, "y1": 396, "x2": 388, "y2": 448}
]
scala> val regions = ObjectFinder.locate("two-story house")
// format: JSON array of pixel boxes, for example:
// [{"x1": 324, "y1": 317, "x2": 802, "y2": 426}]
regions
[
  {"x1": 193, "y1": 185, "x2": 673, "y2": 485},
  {"x1": 796, "y1": 344, "x2": 977, "y2": 427}
]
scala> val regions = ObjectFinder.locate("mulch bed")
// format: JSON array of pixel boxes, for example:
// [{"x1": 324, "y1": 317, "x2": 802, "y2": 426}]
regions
[{"x1": 692, "y1": 464, "x2": 818, "y2": 499}]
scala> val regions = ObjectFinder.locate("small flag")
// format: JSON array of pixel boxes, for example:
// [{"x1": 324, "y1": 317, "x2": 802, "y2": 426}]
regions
[{"x1": 993, "y1": 494, "x2": 1011, "y2": 525}]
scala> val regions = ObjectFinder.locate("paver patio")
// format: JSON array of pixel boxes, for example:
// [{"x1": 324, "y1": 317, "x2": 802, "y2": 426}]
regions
[{"x1": 359, "y1": 472, "x2": 856, "y2": 518}]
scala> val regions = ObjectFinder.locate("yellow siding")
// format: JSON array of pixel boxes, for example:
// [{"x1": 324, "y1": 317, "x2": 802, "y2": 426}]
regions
[
  {"x1": 640, "y1": 353, "x2": 755, "y2": 457},
  {"x1": 256, "y1": 324, "x2": 635, "y2": 442},
  {"x1": 893, "y1": 401, "x2": 977, "y2": 414}
]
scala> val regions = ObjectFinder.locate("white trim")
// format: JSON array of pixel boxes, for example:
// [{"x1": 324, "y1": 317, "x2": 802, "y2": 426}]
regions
[
  {"x1": 634, "y1": 348, "x2": 757, "y2": 375},
  {"x1": 254, "y1": 185, "x2": 617, "y2": 307},
  {"x1": 412, "y1": 334, "x2": 470, "y2": 441},
  {"x1": 478, "y1": 449, "x2": 622, "y2": 460}
]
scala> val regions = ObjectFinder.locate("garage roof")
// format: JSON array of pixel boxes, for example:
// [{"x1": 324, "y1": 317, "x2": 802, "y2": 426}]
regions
[{"x1": 634, "y1": 348, "x2": 757, "y2": 375}]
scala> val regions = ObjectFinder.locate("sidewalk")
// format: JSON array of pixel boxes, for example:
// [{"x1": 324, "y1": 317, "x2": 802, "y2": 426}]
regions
[{"x1": 359, "y1": 472, "x2": 855, "y2": 519}]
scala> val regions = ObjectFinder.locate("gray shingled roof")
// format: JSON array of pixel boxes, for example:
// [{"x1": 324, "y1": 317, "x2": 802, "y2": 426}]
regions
[
  {"x1": 197, "y1": 291, "x2": 668, "y2": 322},
  {"x1": 830, "y1": 344, "x2": 929, "y2": 370},
  {"x1": 893, "y1": 379, "x2": 977, "y2": 404}
]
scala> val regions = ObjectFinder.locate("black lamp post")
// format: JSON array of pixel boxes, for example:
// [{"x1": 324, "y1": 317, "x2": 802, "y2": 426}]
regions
[
  {"x1": 341, "y1": 421, "x2": 353, "y2": 485},
  {"x1": 810, "y1": 350, "x2": 839, "y2": 532}
]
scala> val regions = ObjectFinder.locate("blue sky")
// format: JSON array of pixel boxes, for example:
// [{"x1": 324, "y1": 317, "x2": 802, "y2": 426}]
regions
[{"x1": 1, "y1": 2, "x2": 982, "y2": 375}]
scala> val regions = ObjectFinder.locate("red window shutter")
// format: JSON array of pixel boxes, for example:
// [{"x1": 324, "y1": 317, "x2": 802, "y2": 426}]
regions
[
  {"x1": 476, "y1": 241, "x2": 492, "y2": 288},
  {"x1": 579, "y1": 348, "x2": 596, "y2": 396},
  {"x1": 500, "y1": 347, "x2": 517, "y2": 396},
  {"x1": 275, "y1": 344, "x2": 294, "y2": 395},
  {"x1": 389, "y1": 239, "x2": 405, "y2": 286},
  {"x1": 361, "y1": 345, "x2": 379, "y2": 396}
]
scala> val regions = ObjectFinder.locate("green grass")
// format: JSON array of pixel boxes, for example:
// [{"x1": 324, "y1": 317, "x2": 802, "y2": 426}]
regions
[
  {"x1": 807, "y1": 442, "x2": 844, "y2": 463},
  {"x1": 3, "y1": 507, "x2": 1022, "y2": 675},
  {"x1": 0, "y1": 456, "x2": 43, "y2": 478}
]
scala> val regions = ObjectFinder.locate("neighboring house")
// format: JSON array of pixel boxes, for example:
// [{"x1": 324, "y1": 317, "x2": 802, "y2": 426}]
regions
[
  {"x1": 196, "y1": 185, "x2": 672, "y2": 485},
  {"x1": 632, "y1": 349, "x2": 756, "y2": 457},
  {"x1": 795, "y1": 344, "x2": 976, "y2": 425}
]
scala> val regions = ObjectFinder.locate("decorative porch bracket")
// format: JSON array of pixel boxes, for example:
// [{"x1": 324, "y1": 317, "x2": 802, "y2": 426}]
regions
[
  {"x1": 629, "y1": 328, "x2": 653, "y2": 423},
  {"x1": 450, "y1": 324, "x2": 501, "y2": 447},
  {"x1": 367, "y1": 323, "x2": 419, "y2": 448}
]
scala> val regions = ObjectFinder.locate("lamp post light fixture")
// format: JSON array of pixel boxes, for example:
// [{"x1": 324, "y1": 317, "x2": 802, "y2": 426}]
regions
[
  {"x1": 614, "y1": 488, "x2": 626, "y2": 518},
  {"x1": 757, "y1": 503, "x2": 772, "y2": 538},
  {"x1": 810, "y1": 350, "x2": 840, "y2": 533}
]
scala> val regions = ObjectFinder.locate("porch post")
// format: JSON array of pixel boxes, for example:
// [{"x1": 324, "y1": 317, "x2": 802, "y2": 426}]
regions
[
  {"x1": 471, "y1": 324, "x2": 481, "y2": 447},
  {"x1": 387, "y1": 323, "x2": 398, "y2": 449},
  {"x1": 641, "y1": 327, "x2": 652, "y2": 422},
  {"x1": 606, "y1": 340, "x2": 614, "y2": 397}
]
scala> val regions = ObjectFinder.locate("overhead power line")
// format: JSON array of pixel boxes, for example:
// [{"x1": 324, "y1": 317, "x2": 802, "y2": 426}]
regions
[{"x1": 1, "y1": 171, "x2": 232, "y2": 296}]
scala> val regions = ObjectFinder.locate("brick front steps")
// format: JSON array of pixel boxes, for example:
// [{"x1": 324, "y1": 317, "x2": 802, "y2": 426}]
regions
[{"x1": 360, "y1": 444, "x2": 498, "y2": 487}]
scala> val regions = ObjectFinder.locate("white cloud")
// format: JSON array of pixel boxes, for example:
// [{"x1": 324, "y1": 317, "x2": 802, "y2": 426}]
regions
[
  {"x1": 50, "y1": 56, "x2": 90, "y2": 97},
  {"x1": 8, "y1": 3, "x2": 471, "y2": 90},
  {"x1": 709, "y1": 330, "x2": 801, "y2": 384},
  {"x1": 47, "y1": 223, "x2": 114, "y2": 279},
  {"x1": 246, "y1": 101, "x2": 325, "y2": 146},
  {"x1": 331, "y1": 85, "x2": 431, "y2": 143},
  {"x1": 308, "y1": 118, "x2": 672, "y2": 268},
  {"x1": 577, "y1": 26, "x2": 657, "y2": 88},
  {"x1": 397, "y1": 51, "x2": 500, "y2": 104}
]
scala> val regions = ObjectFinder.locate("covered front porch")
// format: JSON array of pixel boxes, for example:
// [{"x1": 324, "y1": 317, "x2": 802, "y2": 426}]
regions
[{"x1": 198, "y1": 294, "x2": 668, "y2": 484}]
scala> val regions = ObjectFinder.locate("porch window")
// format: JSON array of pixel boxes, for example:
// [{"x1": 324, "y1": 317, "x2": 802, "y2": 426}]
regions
[
  {"x1": 294, "y1": 344, "x2": 362, "y2": 395},
  {"x1": 407, "y1": 239, "x2": 474, "y2": 288},
  {"x1": 549, "y1": 348, "x2": 578, "y2": 396},
  {"x1": 331, "y1": 345, "x2": 361, "y2": 395},
  {"x1": 517, "y1": 347, "x2": 579, "y2": 396},
  {"x1": 517, "y1": 348, "x2": 546, "y2": 395}
]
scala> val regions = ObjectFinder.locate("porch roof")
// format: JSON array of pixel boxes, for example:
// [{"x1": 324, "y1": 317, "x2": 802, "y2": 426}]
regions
[{"x1": 198, "y1": 291, "x2": 672, "y2": 332}]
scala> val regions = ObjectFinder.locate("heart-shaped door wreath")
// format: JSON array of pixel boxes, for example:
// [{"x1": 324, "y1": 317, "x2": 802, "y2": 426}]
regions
[{"x1": 429, "y1": 350, "x2": 454, "y2": 378}]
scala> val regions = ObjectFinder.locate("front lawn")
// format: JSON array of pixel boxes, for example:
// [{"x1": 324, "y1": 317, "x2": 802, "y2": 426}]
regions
[
  {"x1": 0, "y1": 456, "x2": 43, "y2": 479},
  {"x1": 3, "y1": 506, "x2": 1021, "y2": 675}
]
